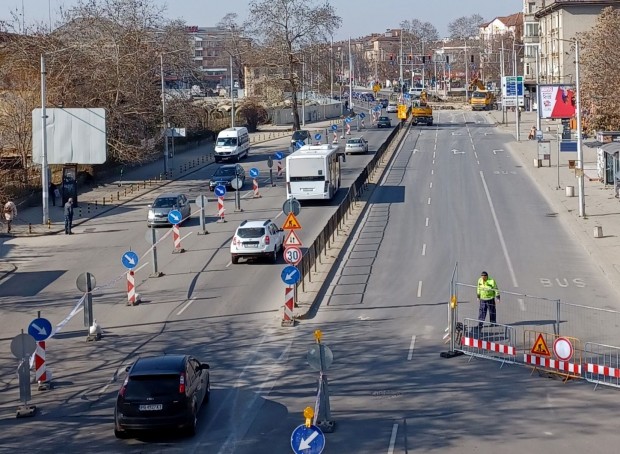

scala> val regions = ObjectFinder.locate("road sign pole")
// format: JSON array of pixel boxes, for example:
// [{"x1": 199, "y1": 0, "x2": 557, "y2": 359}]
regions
[
  {"x1": 84, "y1": 272, "x2": 94, "y2": 330},
  {"x1": 150, "y1": 227, "x2": 162, "y2": 278},
  {"x1": 199, "y1": 204, "x2": 206, "y2": 234},
  {"x1": 315, "y1": 335, "x2": 335, "y2": 433},
  {"x1": 269, "y1": 168, "x2": 274, "y2": 187}
]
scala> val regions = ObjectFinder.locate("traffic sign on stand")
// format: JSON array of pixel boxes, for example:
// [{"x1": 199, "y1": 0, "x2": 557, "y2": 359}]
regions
[
  {"x1": 531, "y1": 333, "x2": 551, "y2": 357},
  {"x1": 121, "y1": 250, "x2": 139, "y2": 270},
  {"x1": 249, "y1": 167, "x2": 260, "y2": 178},
  {"x1": 275, "y1": 151, "x2": 284, "y2": 160},
  {"x1": 553, "y1": 337, "x2": 574, "y2": 361},
  {"x1": 167, "y1": 209, "x2": 182, "y2": 225},
  {"x1": 284, "y1": 246, "x2": 302, "y2": 266},
  {"x1": 10, "y1": 333, "x2": 36, "y2": 359},
  {"x1": 283, "y1": 212, "x2": 302, "y2": 230},
  {"x1": 314, "y1": 133, "x2": 322, "y2": 141},
  {"x1": 284, "y1": 230, "x2": 303, "y2": 247},
  {"x1": 331, "y1": 124, "x2": 338, "y2": 131},
  {"x1": 282, "y1": 198, "x2": 301, "y2": 216},
  {"x1": 281, "y1": 265, "x2": 301, "y2": 285},
  {"x1": 359, "y1": 112, "x2": 366, "y2": 119},
  {"x1": 28, "y1": 318, "x2": 52, "y2": 342},
  {"x1": 214, "y1": 185, "x2": 227, "y2": 197},
  {"x1": 291, "y1": 424, "x2": 325, "y2": 454},
  {"x1": 296, "y1": 140, "x2": 305, "y2": 149}
]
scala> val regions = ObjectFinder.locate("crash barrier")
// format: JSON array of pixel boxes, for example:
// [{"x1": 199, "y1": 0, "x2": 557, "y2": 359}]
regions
[
  {"x1": 459, "y1": 318, "x2": 517, "y2": 367},
  {"x1": 584, "y1": 342, "x2": 620, "y2": 390},
  {"x1": 523, "y1": 330, "x2": 582, "y2": 381},
  {"x1": 295, "y1": 123, "x2": 406, "y2": 295}
]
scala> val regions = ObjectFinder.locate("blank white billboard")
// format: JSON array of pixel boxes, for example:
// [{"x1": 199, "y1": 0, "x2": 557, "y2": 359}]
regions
[{"x1": 32, "y1": 108, "x2": 107, "y2": 164}]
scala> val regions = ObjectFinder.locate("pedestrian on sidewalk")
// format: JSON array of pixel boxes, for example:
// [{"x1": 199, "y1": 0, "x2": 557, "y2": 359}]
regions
[
  {"x1": 64, "y1": 197, "x2": 74, "y2": 234},
  {"x1": 49, "y1": 181, "x2": 59, "y2": 207},
  {"x1": 528, "y1": 125, "x2": 536, "y2": 140},
  {"x1": 477, "y1": 271, "x2": 500, "y2": 329},
  {"x1": 3, "y1": 200, "x2": 17, "y2": 233}
]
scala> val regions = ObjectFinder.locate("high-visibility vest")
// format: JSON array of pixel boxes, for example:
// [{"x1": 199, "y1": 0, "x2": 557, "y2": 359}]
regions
[{"x1": 477, "y1": 277, "x2": 499, "y2": 300}]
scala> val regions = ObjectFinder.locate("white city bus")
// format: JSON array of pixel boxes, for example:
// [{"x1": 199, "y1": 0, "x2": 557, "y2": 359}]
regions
[{"x1": 286, "y1": 144, "x2": 342, "y2": 200}]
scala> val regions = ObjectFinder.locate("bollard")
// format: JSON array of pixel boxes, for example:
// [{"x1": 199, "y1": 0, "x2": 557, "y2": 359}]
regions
[
  {"x1": 130, "y1": 184, "x2": 134, "y2": 193},
  {"x1": 29, "y1": 223, "x2": 32, "y2": 234},
  {"x1": 149, "y1": 179, "x2": 152, "y2": 187},
  {"x1": 87, "y1": 203, "x2": 91, "y2": 214},
  {"x1": 124, "y1": 188, "x2": 127, "y2": 197},
  {"x1": 78, "y1": 208, "x2": 82, "y2": 217},
  {"x1": 117, "y1": 191, "x2": 120, "y2": 201},
  {"x1": 103, "y1": 197, "x2": 106, "y2": 207},
  {"x1": 95, "y1": 200, "x2": 98, "y2": 210}
]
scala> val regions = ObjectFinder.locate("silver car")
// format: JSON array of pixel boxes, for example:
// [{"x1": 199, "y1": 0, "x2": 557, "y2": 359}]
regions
[
  {"x1": 147, "y1": 193, "x2": 191, "y2": 227},
  {"x1": 345, "y1": 137, "x2": 369, "y2": 154}
]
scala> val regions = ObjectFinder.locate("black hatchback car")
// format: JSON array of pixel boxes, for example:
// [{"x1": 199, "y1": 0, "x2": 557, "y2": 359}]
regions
[
  {"x1": 114, "y1": 355, "x2": 210, "y2": 438},
  {"x1": 209, "y1": 164, "x2": 245, "y2": 191}
]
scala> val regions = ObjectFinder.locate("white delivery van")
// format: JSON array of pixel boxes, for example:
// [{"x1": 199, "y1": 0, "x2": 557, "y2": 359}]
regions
[{"x1": 214, "y1": 127, "x2": 250, "y2": 162}]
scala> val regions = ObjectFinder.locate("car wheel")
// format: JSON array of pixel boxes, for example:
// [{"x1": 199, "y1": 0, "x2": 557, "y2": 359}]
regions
[
  {"x1": 203, "y1": 378, "x2": 211, "y2": 404},
  {"x1": 114, "y1": 427, "x2": 130, "y2": 439},
  {"x1": 185, "y1": 406, "x2": 198, "y2": 437},
  {"x1": 231, "y1": 255, "x2": 239, "y2": 264}
]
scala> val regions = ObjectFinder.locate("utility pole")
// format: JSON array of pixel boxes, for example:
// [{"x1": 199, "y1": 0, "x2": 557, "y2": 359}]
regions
[
  {"x1": 302, "y1": 59, "x2": 306, "y2": 127},
  {"x1": 160, "y1": 54, "x2": 169, "y2": 176},
  {"x1": 399, "y1": 30, "x2": 404, "y2": 96},
  {"x1": 465, "y1": 39, "x2": 469, "y2": 103},
  {"x1": 513, "y1": 40, "x2": 520, "y2": 141},
  {"x1": 230, "y1": 54, "x2": 235, "y2": 128},
  {"x1": 535, "y1": 45, "x2": 541, "y2": 134},
  {"x1": 500, "y1": 40, "x2": 506, "y2": 125},
  {"x1": 330, "y1": 36, "x2": 333, "y2": 100},
  {"x1": 348, "y1": 37, "x2": 353, "y2": 112},
  {"x1": 575, "y1": 39, "x2": 585, "y2": 217},
  {"x1": 422, "y1": 40, "x2": 426, "y2": 89}
]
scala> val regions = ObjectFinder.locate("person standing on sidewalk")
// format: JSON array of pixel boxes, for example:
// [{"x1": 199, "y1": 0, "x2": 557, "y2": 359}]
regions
[
  {"x1": 477, "y1": 271, "x2": 500, "y2": 328},
  {"x1": 3, "y1": 200, "x2": 17, "y2": 233},
  {"x1": 64, "y1": 197, "x2": 74, "y2": 234}
]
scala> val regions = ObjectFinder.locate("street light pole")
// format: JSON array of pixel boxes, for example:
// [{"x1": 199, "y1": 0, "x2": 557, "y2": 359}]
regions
[
  {"x1": 230, "y1": 54, "x2": 235, "y2": 128},
  {"x1": 40, "y1": 54, "x2": 50, "y2": 225},
  {"x1": 302, "y1": 59, "x2": 306, "y2": 127},
  {"x1": 535, "y1": 45, "x2": 541, "y2": 134},
  {"x1": 160, "y1": 54, "x2": 169, "y2": 176},
  {"x1": 513, "y1": 40, "x2": 520, "y2": 141},
  {"x1": 575, "y1": 39, "x2": 585, "y2": 217}
]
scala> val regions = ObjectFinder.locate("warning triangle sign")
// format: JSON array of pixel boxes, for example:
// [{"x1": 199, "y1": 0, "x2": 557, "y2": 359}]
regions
[
  {"x1": 282, "y1": 212, "x2": 302, "y2": 230},
  {"x1": 531, "y1": 333, "x2": 551, "y2": 357},
  {"x1": 284, "y1": 230, "x2": 303, "y2": 247}
]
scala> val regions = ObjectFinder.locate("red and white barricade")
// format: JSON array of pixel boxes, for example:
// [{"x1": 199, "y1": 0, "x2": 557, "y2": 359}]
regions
[
  {"x1": 282, "y1": 286, "x2": 295, "y2": 326},
  {"x1": 459, "y1": 318, "x2": 517, "y2": 366},
  {"x1": 584, "y1": 342, "x2": 620, "y2": 389},
  {"x1": 277, "y1": 160, "x2": 283, "y2": 178},
  {"x1": 524, "y1": 354, "x2": 582, "y2": 375},
  {"x1": 172, "y1": 224, "x2": 184, "y2": 253},
  {"x1": 217, "y1": 196, "x2": 225, "y2": 222},
  {"x1": 34, "y1": 341, "x2": 48, "y2": 386},
  {"x1": 253, "y1": 178, "x2": 261, "y2": 198},
  {"x1": 127, "y1": 270, "x2": 136, "y2": 305}
]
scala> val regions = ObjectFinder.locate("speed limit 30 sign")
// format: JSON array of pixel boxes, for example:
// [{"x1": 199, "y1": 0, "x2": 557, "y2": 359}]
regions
[{"x1": 284, "y1": 246, "x2": 302, "y2": 266}]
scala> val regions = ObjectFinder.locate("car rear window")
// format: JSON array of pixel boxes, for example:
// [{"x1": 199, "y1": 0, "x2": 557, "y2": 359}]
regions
[
  {"x1": 237, "y1": 227, "x2": 265, "y2": 238},
  {"x1": 125, "y1": 375, "x2": 179, "y2": 399},
  {"x1": 292, "y1": 131, "x2": 309, "y2": 141},
  {"x1": 379, "y1": 117, "x2": 389, "y2": 121},
  {"x1": 153, "y1": 197, "x2": 176, "y2": 208},
  {"x1": 347, "y1": 139, "x2": 361, "y2": 144},
  {"x1": 214, "y1": 167, "x2": 236, "y2": 176}
]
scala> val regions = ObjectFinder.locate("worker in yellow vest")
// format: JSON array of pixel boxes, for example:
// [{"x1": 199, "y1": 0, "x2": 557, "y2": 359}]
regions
[{"x1": 477, "y1": 271, "x2": 500, "y2": 329}]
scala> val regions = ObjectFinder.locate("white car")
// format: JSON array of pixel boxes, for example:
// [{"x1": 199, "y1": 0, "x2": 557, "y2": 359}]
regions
[
  {"x1": 230, "y1": 220, "x2": 284, "y2": 264},
  {"x1": 345, "y1": 137, "x2": 369, "y2": 154},
  {"x1": 386, "y1": 103, "x2": 398, "y2": 113}
]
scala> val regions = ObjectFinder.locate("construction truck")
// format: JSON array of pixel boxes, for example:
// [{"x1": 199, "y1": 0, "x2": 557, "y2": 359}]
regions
[
  {"x1": 469, "y1": 78, "x2": 496, "y2": 111},
  {"x1": 411, "y1": 90, "x2": 433, "y2": 126}
]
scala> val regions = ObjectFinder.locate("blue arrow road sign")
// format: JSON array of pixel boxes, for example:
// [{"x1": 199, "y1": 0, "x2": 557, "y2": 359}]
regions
[
  {"x1": 291, "y1": 424, "x2": 325, "y2": 454},
  {"x1": 373, "y1": 106, "x2": 381, "y2": 112},
  {"x1": 121, "y1": 250, "x2": 139, "y2": 270},
  {"x1": 281, "y1": 265, "x2": 301, "y2": 285},
  {"x1": 275, "y1": 151, "x2": 284, "y2": 160},
  {"x1": 331, "y1": 124, "x2": 338, "y2": 131},
  {"x1": 167, "y1": 209, "x2": 182, "y2": 225},
  {"x1": 214, "y1": 185, "x2": 227, "y2": 197},
  {"x1": 249, "y1": 167, "x2": 260, "y2": 178},
  {"x1": 314, "y1": 133, "x2": 321, "y2": 141},
  {"x1": 28, "y1": 317, "x2": 52, "y2": 342},
  {"x1": 359, "y1": 112, "x2": 366, "y2": 119},
  {"x1": 345, "y1": 117, "x2": 351, "y2": 123},
  {"x1": 296, "y1": 140, "x2": 305, "y2": 149}
]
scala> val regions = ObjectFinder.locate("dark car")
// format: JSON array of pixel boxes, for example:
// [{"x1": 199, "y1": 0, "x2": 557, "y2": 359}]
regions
[
  {"x1": 114, "y1": 355, "x2": 210, "y2": 438},
  {"x1": 379, "y1": 98, "x2": 389, "y2": 108},
  {"x1": 290, "y1": 130, "x2": 309, "y2": 147},
  {"x1": 377, "y1": 116, "x2": 392, "y2": 128},
  {"x1": 147, "y1": 192, "x2": 191, "y2": 227},
  {"x1": 209, "y1": 164, "x2": 245, "y2": 191}
]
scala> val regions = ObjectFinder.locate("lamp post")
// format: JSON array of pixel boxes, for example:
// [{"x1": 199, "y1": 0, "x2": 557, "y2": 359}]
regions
[
  {"x1": 574, "y1": 39, "x2": 585, "y2": 217},
  {"x1": 40, "y1": 54, "x2": 50, "y2": 225},
  {"x1": 159, "y1": 53, "x2": 169, "y2": 177},
  {"x1": 230, "y1": 54, "x2": 235, "y2": 128}
]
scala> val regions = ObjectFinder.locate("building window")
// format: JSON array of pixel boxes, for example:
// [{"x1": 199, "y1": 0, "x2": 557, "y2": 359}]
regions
[
  {"x1": 528, "y1": 2, "x2": 536, "y2": 14},
  {"x1": 525, "y1": 23, "x2": 539, "y2": 38},
  {"x1": 195, "y1": 50, "x2": 203, "y2": 58},
  {"x1": 525, "y1": 63, "x2": 531, "y2": 76},
  {"x1": 525, "y1": 44, "x2": 538, "y2": 58}
]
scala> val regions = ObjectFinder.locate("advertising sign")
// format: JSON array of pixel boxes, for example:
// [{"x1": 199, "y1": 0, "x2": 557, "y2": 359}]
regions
[{"x1": 539, "y1": 85, "x2": 576, "y2": 119}]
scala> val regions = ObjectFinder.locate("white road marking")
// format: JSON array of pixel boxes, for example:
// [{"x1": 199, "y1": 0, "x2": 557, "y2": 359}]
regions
[
  {"x1": 422, "y1": 244, "x2": 426, "y2": 256},
  {"x1": 431, "y1": 169, "x2": 434, "y2": 175},
  {"x1": 433, "y1": 151, "x2": 436, "y2": 159},
  {"x1": 417, "y1": 281, "x2": 423, "y2": 298},
  {"x1": 518, "y1": 298, "x2": 526, "y2": 311},
  {"x1": 180, "y1": 231, "x2": 193, "y2": 242},
  {"x1": 480, "y1": 171, "x2": 519, "y2": 288},
  {"x1": 425, "y1": 217, "x2": 429, "y2": 227},
  {"x1": 432, "y1": 159, "x2": 435, "y2": 165},
  {"x1": 429, "y1": 182, "x2": 433, "y2": 189},
  {"x1": 134, "y1": 262, "x2": 149, "y2": 273},
  {"x1": 387, "y1": 423, "x2": 399, "y2": 454},
  {"x1": 427, "y1": 198, "x2": 431, "y2": 205},
  {"x1": 176, "y1": 297, "x2": 196, "y2": 316},
  {"x1": 407, "y1": 335, "x2": 417, "y2": 360}
]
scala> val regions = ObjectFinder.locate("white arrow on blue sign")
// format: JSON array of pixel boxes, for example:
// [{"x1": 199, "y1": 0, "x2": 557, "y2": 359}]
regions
[
  {"x1": 314, "y1": 133, "x2": 321, "y2": 141},
  {"x1": 28, "y1": 317, "x2": 52, "y2": 342},
  {"x1": 249, "y1": 167, "x2": 260, "y2": 178},
  {"x1": 290, "y1": 424, "x2": 325, "y2": 454},
  {"x1": 167, "y1": 209, "x2": 182, "y2": 225},
  {"x1": 345, "y1": 117, "x2": 351, "y2": 123},
  {"x1": 121, "y1": 250, "x2": 139, "y2": 270},
  {"x1": 331, "y1": 124, "x2": 338, "y2": 131},
  {"x1": 214, "y1": 185, "x2": 227, "y2": 197},
  {"x1": 359, "y1": 112, "x2": 366, "y2": 119},
  {"x1": 275, "y1": 151, "x2": 284, "y2": 160},
  {"x1": 281, "y1": 265, "x2": 301, "y2": 285}
]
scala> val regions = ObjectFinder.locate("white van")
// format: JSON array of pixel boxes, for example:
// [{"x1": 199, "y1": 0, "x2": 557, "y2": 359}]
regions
[
  {"x1": 214, "y1": 127, "x2": 250, "y2": 162},
  {"x1": 409, "y1": 86, "x2": 424, "y2": 98}
]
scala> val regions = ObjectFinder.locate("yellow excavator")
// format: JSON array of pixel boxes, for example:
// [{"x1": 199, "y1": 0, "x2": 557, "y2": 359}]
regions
[
  {"x1": 469, "y1": 78, "x2": 495, "y2": 111},
  {"x1": 411, "y1": 90, "x2": 433, "y2": 126}
]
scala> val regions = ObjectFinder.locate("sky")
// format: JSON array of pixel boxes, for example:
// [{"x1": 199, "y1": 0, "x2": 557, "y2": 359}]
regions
[{"x1": 3, "y1": 0, "x2": 522, "y2": 39}]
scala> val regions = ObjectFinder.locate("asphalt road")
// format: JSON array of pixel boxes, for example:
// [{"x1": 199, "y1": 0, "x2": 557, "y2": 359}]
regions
[
  {"x1": 3, "y1": 108, "x2": 620, "y2": 453},
  {"x1": 0, "y1": 115, "x2": 398, "y2": 452}
]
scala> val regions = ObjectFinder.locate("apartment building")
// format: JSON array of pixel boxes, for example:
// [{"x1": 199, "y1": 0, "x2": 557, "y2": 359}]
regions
[{"x1": 187, "y1": 26, "x2": 242, "y2": 90}]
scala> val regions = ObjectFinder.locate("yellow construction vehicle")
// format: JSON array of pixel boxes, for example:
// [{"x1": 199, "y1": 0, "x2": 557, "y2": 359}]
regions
[
  {"x1": 411, "y1": 90, "x2": 433, "y2": 126},
  {"x1": 469, "y1": 78, "x2": 495, "y2": 111}
]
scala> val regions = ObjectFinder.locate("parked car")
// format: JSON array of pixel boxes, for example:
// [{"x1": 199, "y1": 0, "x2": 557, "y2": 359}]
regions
[
  {"x1": 376, "y1": 116, "x2": 392, "y2": 128},
  {"x1": 386, "y1": 102, "x2": 398, "y2": 113},
  {"x1": 147, "y1": 193, "x2": 191, "y2": 227},
  {"x1": 230, "y1": 219, "x2": 284, "y2": 264},
  {"x1": 345, "y1": 137, "x2": 369, "y2": 154},
  {"x1": 209, "y1": 164, "x2": 245, "y2": 191},
  {"x1": 114, "y1": 355, "x2": 210, "y2": 438}
]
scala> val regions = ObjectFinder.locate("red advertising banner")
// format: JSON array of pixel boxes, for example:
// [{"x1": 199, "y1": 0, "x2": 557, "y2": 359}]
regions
[{"x1": 539, "y1": 85, "x2": 576, "y2": 119}]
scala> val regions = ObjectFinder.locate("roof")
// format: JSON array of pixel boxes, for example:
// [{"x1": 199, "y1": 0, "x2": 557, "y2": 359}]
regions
[
  {"x1": 131, "y1": 355, "x2": 187, "y2": 375},
  {"x1": 535, "y1": 0, "x2": 620, "y2": 18},
  {"x1": 480, "y1": 12, "x2": 523, "y2": 29}
]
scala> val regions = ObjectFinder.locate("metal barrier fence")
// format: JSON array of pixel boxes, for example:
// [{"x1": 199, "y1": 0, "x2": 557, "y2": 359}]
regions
[
  {"x1": 295, "y1": 123, "x2": 404, "y2": 294},
  {"x1": 460, "y1": 318, "x2": 517, "y2": 367},
  {"x1": 584, "y1": 342, "x2": 620, "y2": 390}
]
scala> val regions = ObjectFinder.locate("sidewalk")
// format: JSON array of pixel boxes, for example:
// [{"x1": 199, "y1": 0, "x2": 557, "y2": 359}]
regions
[{"x1": 487, "y1": 109, "x2": 620, "y2": 296}]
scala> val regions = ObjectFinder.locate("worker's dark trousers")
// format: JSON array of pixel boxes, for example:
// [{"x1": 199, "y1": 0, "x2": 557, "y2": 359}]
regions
[{"x1": 478, "y1": 299, "x2": 496, "y2": 327}]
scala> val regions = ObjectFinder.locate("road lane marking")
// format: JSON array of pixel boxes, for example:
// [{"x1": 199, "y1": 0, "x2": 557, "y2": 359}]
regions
[
  {"x1": 425, "y1": 217, "x2": 429, "y2": 227},
  {"x1": 417, "y1": 281, "x2": 422, "y2": 297},
  {"x1": 387, "y1": 423, "x2": 399, "y2": 454},
  {"x1": 408, "y1": 335, "x2": 417, "y2": 360},
  {"x1": 429, "y1": 182, "x2": 432, "y2": 189},
  {"x1": 176, "y1": 297, "x2": 196, "y2": 316},
  {"x1": 421, "y1": 244, "x2": 426, "y2": 256},
  {"x1": 427, "y1": 198, "x2": 431, "y2": 205},
  {"x1": 480, "y1": 171, "x2": 519, "y2": 288},
  {"x1": 518, "y1": 298, "x2": 525, "y2": 311},
  {"x1": 431, "y1": 169, "x2": 434, "y2": 175}
]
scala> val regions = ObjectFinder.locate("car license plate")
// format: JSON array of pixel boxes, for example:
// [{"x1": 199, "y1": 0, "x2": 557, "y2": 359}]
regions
[
  {"x1": 139, "y1": 404, "x2": 163, "y2": 411},
  {"x1": 244, "y1": 242, "x2": 258, "y2": 248}
]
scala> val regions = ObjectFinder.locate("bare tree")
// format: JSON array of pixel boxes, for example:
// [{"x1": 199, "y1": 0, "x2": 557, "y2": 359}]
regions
[
  {"x1": 217, "y1": 13, "x2": 252, "y2": 89},
  {"x1": 400, "y1": 19, "x2": 439, "y2": 44},
  {"x1": 581, "y1": 7, "x2": 620, "y2": 132},
  {"x1": 448, "y1": 14, "x2": 485, "y2": 40},
  {"x1": 247, "y1": 0, "x2": 341, "y2": 130}
]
